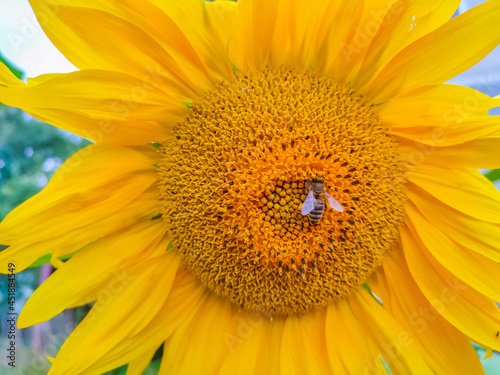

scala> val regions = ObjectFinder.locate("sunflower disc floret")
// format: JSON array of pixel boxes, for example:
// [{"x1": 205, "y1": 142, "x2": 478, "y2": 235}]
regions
[{"x1": 158, "y1": 67, "x2": 407, "y2": 315}]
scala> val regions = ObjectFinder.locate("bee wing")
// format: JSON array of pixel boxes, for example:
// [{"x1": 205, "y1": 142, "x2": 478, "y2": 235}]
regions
[
  {"x1": 301, "y1": 190, "x2": 316, "y2": 215},
  {"x1": 324, "y1": 192, "x2": 344, "y2": 212}
]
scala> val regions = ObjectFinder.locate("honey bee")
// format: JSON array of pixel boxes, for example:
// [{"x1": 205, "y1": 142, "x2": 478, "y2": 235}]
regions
[{"x1": 301, "y1": 178, "x2": 343, "y2": 224}]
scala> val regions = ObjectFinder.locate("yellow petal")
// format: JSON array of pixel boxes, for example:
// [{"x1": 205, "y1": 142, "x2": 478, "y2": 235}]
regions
[
  {"x1": 266, "y1": 0, "x2": 353, "y2": 70},
  {"x1": 281, "y1": 309, "x2": 332, "y2": 375},
  {"x1": 0, "y1": 145, "x2": 159, "y2": 272},
  {"x1": 0, "y1": 62, "x2": 22, "y2": 86},
  {"x1": 274, "y1": 0, "x2": 367, "y2": 77},
  {"x1": 0, "y1": 186, "x2": 158, "y2": 274},
  {"x1": 329, "y1": 288, "x2": 433, "y2": 374},
  {"x1": 126, "y1": 348, "x2": 157, "y2": 375},
  {"x1": 206, "y1": 1, "x2": 239, "y2": 58},
  {"x1": 397, "y1": 134, "x2": 500, "y2": 169},
  {"x1": 365, "y1": 0, "x2": 500, "y2": 103},
  {"x1": 371, "y1": 248, "x2": 485, "y2": 375},
  {"x1": 90, "y1": 0, "x2": 218, "y2": 89},
  {"x1": 47, "y1": 252, "x2": 180, "y2": 375},
  {"x1": 29, "y1": 0, "x2": 208, "y2": 100},
  {"x1": 219, "y1": 315, "x2": 284, "y2": 375},
  {"x1": 230, "y1": 0, "x2": 372, "y2": 77},
  {"x1": 401, "y1": 224, "x2": 500, "y2": 352},
  {"x1": 84, "y1": 268, "x2": 206, "y2": 375},
  {"x1": 0, "y1": 69, "x2": 186, "y2": 144},
  {"x1": 354, "y1": 1, "x2": 460, "y2": 90},
  {"x1": 161, "y1": 294, "x2": 234, "y2": 375},
  {"x1": 390, "y1": 116, "x2": 500, "y2": 146},
  {"x1": 405, "y1": 200, "x2": 500, "y2": 303},
  {"x1": 408, "y1": 165, "x2": 500, "y2": 223},
  {"x1": 18, "y1": 220, "x2": 168, "y2": 327},
  {"x1": 0, "y1": 144, "x2": 156, "y2": 244},
  {"x1": 326, "y1": 293, "x2": 385, "y2": 375},
  {"x1": 333, "y1": 0, "x2": 397, "y2": 81},
  {"x1": 229, "y1": 0, "x2": 280, "y2": 72},
  {"x1": 37, "y1": 0, "x2": 232, "y2": 91},
  {"x1": 377, "y1": 84, "x2": 499, "y2": 127},
  {"x1": 6, "y1": 174, "x2": 153, "y2": 244},
  {"x1": 408, "y1": 183, "x2": 500, "y2": 260},
  {"x1": 148, "y1": 0, "x2": 234, "y2": 83}
]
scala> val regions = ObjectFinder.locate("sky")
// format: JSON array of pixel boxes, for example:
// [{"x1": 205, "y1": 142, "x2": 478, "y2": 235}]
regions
[
  {"x1": 0, "y1": 0, "x2": 498, "y2": 86},
  {"x1": 0, "y1": 0, "x2": 76, "y2": 77}
]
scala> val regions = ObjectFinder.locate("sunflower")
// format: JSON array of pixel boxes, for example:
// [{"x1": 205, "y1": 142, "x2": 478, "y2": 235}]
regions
[{"x1": 1, "y1": 0, "x2": 500, "y2": 373}]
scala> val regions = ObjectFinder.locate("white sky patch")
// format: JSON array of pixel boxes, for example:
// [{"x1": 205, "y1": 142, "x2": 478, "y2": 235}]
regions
[{"x1": 0, "y1": 0, "x2": 76, "y2": 78}]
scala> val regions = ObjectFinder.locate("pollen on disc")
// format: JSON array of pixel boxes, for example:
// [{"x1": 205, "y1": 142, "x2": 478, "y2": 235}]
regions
[{"x1": 157, "y1": 67, "x2": 407, "y2": 316}]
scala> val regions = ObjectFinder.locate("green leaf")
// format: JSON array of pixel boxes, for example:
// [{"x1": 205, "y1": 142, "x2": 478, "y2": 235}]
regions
[
  {"x1": 103, "y1": 359, "x2": 161, "y2": 375},
  {"x1": 362, "y1": 283, "x2": 383, "y2": 306},
  {"x1": 28, "y1": 249, "x2": 81, "y2": 268},
  {"x1": 151, "y1": 212, "x2": 163, "y2": 220},
  {"x1": 230, "y1": 59, "x2": 239, "y2": 73},
  {"x1": 484, "y1": 169, "x2": 500, "y2": 182},
  {"x1": 28, "y1": 254, "x2": 52, "y2": 268},
  {"x1": 151, "y1": 142, "x2": 162, "y2": 149},
  {"x1": 0, "y1": 54, "x2": 23, "y2": 79},
  {"x1": 143, "y1": 359, "x2": 161, "y2": 374}
]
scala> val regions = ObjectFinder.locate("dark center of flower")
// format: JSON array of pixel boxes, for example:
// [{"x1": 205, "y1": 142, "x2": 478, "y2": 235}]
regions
[{"x1": 157, "y1": 67, "x2": 407, "y2": 316}]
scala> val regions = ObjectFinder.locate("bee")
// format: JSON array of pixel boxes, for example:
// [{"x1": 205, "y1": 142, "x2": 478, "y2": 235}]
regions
[{"x1": 301, "y1": 178, "x2": 343, "y2": 224}]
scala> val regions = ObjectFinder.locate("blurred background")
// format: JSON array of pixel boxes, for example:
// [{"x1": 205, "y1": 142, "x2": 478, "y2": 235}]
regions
[{"x1": 0, "y1": 0, "x2": 499, "y2": 374}]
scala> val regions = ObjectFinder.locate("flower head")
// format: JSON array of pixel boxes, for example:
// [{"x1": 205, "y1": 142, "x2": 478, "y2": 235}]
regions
[
  {"x1": 158, "y1": 67, "x2": 407, "y2": 315},
  {"x1": 1, "y1": 0, "x2": 500, "y2": 374}
]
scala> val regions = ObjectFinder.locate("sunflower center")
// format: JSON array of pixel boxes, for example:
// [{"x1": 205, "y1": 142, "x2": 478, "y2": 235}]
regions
[{"x1": 157, "y1": 68, "x2": 406, "y2": 316}]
